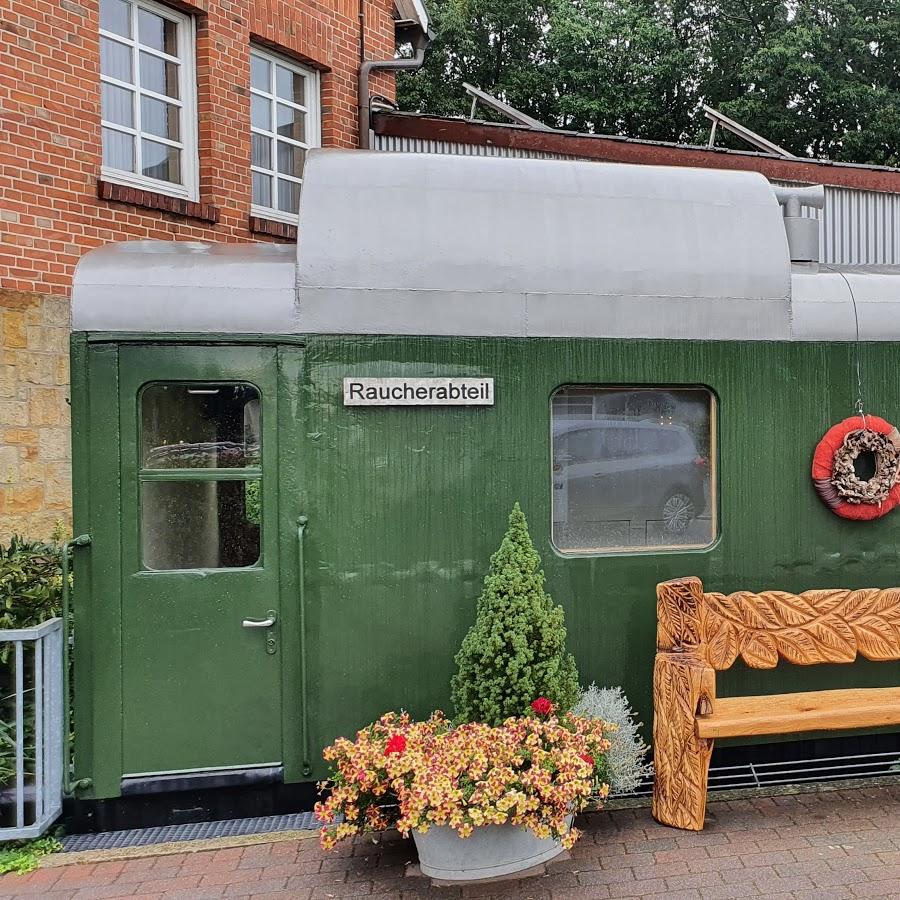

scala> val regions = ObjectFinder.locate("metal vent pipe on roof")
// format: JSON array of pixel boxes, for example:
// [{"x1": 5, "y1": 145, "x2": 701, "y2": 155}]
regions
[{"x1": 773, "y1": 184, "x2": 826, "y2": 263}]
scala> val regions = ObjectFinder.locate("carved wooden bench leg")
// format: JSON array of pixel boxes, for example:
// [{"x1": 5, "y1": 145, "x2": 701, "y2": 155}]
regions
[{"x1": 652, "y1": 652, "x2": 716, "y2": 831}]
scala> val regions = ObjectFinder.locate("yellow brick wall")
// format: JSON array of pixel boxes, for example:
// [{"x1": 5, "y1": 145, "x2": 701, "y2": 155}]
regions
[{"x1": 0, "y1": 290, "x2": 71, "y2": 540}]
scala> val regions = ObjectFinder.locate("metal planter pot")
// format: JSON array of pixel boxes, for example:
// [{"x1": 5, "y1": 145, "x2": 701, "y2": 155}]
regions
[{"x1": 412, "y1": 816, "x2": 573, "y2": 882}]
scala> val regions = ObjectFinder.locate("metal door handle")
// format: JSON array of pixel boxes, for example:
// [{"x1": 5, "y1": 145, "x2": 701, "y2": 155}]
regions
[{"x1": 242, "y1": 615, "x2": 276, "y2": 628}]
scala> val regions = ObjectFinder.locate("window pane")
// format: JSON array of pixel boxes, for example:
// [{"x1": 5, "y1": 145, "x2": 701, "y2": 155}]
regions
[
  {"x1": 138, "y1": 7, "x2": 178, "y2": 55},
  {"x1": 102, "y1": 83, "x2": 134, "y2": 127},
  {"x1": 551, "y1": 387, "x2": 715, "y2": 553},
  {"x1": 141, "y1": 95, "x2": 179, "y2": 140},
  {"x1": 140, "y1": 51, "x2": 179, "y2": 98},
  {"x1": 275, "y1": 65, "x2": 304, "y2": 105},
  {"x1": 277, "y1": 178, "x2": 301, "y2": 214},
  {"x1": 101, "y1": 36, "x2": 132, "y2": 81},
  {"x1": 102, "y1": 127, "x2": 135, "y2": 171},
  {"x1": 141, "y1": 138, "x2": 181, "y2": 183},
  {"x1": 251, "y1": 94, "x2": 271, "y2": 130},
  {"x1": 252, "y1": 171, "x2": 272, "y2": 208},
  {"x1": 276, "y1": 141, "x2": 305, "y2": 178},
  {"x1": 141, "y1": 479, "x2": 261, "y2": 569},
  {"x1": 100, "y1": 0, "x2": 131, "y2": 37},
  {"x1": 276, "y1": 103, "x2": 305, "y2": 142},
  {"x1": 250, "y1": 54, "x2": 270, "y2": 91},
  {"x1": 251, "y1": 132, "x2": 271, "y2": 169},
  {"x1": 142, "y1": 383, "x2": 260, "y2": 468}
]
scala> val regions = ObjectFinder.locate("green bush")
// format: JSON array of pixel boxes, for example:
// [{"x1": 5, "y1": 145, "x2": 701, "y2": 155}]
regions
[
  {"x1": 451, "y1": 502, "x2": 580, "y2": 725},
  {"x1": 0, "y1": 536, "x2": 63, "y2": 633},
  {"x1": 0, "y1": 537, "x2": 65, "y2": 789}
]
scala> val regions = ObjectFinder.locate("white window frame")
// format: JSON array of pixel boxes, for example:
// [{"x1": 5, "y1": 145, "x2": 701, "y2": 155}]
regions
[
  {"x1": 100, "y1": 0, "x2": 199, "y2": 200},
  {"x1": 249, "y1": 45, "x2": 321, "y2": 225}
]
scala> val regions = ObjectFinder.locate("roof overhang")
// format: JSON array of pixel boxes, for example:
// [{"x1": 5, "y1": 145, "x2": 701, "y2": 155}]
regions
[{"x1": 394, "y1": 0, "x2": 429, "y2": 34}]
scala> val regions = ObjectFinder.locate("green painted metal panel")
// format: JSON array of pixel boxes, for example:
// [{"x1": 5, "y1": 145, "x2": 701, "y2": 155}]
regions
[
  {"x1": 73, "y1": 334, "x2": 900, "y2": 794},
  {"x1": 297, "y1": 336, "x2": 900, "y2": 778},
  {"x1": 275, "y1": 346, "x2": 307, "y2": 782},
  {"x1": 116, "y1": 345, "x2": 286, "y2": 775},
  {"x1": 71, "y1": 339, "x2": 123, "y2": 799}
]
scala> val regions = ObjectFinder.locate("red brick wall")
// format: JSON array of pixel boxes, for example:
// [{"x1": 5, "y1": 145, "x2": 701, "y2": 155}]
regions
[{"x1": 0, "y1": 0, "x2": 397, "y2": 536}]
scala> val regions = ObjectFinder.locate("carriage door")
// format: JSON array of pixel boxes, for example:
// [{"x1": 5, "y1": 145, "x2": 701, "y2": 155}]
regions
[{"x1": 118, "y1": 345, "x2": 284, "y2": 782}]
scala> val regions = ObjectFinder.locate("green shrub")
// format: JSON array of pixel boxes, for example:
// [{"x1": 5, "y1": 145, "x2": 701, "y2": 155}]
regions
[
  {"x1": 0, "y1": 537, "x2": 65, "y2": 789},
  {"x1": 451, "y1": 502, "x2": 580, "y2": 725},
  {"x1": 0, "y1": 536, "x2": 63, "y2": 633}
]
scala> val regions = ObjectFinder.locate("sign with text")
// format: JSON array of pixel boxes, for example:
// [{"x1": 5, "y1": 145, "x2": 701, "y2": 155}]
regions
[{"x1": 343, "y1": 377, "x2": 494, "y2": 406}]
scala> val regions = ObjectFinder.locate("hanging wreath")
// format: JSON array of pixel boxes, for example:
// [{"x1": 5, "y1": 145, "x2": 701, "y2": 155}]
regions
[{"x1": 811, "y1": 415, "x2": 900, "y2": 520}]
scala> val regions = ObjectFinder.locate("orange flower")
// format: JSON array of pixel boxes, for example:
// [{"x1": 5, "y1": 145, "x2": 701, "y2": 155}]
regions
[{"x1": 315, "y1": 709, "x2": 611, "y2": 851}]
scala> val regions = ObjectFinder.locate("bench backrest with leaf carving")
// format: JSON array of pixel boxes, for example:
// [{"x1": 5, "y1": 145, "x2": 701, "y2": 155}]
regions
[{"x1": 657, "y1": 576, "x2": 900, "y2": 670}]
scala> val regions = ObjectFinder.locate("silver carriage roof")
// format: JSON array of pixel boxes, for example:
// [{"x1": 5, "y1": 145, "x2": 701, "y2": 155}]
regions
[{"x1": 71, "y1": 150, "x2": 900, "y2": 340}]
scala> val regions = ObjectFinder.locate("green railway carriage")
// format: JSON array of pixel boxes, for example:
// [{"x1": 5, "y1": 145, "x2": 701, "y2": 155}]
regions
[{"x1": 69, "y1": 150, "x2": 900, "y2": 819}]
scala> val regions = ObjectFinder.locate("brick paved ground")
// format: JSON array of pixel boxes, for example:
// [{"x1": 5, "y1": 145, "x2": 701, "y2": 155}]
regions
[{"x1": 2, "y1": 783, "x2": 899, "y2": 899}]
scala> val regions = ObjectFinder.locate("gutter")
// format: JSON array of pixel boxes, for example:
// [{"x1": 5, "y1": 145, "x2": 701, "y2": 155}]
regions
[{"x1": 358, "y1": 23, "x2": 432, "y2": 150}]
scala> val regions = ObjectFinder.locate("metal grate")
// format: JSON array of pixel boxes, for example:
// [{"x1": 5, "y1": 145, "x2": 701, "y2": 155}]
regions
[
  {"x1": 60, "y1": 811, "x2": 319, "y2": 852},
  {"x1": 613, "y1": 749, "x2": 900, "y2": 799}
]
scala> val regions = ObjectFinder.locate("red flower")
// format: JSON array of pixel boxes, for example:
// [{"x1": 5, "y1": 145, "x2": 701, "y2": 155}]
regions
[
  {"x1": 580, "y1": 753, "x2": 594, "y2": 767},
  {"x1": 531, "y1": 697, "x2": 554, "y2": 716},
  {"x1": 384, "y1": 734, "x2": 407, "y2": 756}
]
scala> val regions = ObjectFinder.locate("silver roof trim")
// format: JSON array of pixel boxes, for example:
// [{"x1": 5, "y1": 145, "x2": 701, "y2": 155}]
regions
[
  {"x1": 71, "y1": 241, "x2": 297, "y2": 333},
  {"x1": 790, "y1": 267, "x2": 900, "y2": 340},
  {"x1": 69, "y1": 151, "x2": 900, "y2": 341},
  {"x1": 294, "y1": 150, "x2": 791, "y2": 339}
]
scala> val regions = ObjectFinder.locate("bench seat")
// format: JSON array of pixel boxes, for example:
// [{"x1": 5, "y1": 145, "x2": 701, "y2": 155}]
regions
[
  {"x1": 696, "y1": 686, "x2": 900, "y2": 739},
  {"x1": 652, "y1": 576, "x2": 900, "y2": 831}
]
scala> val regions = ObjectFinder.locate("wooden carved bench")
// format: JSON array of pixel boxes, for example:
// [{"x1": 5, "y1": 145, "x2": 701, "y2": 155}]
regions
[{"x1": 652, "y1": 576, "x2": 900, "y2": 831}]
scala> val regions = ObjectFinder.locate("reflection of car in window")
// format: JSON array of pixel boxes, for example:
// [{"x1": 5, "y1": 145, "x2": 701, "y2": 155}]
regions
[{"x1": 552, "y1": 419, "x2": 708, "y2": 535}]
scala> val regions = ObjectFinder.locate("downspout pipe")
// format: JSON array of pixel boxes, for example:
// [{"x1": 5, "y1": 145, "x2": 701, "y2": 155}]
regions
[{"x1": 359, "y1": 28, "x2": 431, "y2": 150}]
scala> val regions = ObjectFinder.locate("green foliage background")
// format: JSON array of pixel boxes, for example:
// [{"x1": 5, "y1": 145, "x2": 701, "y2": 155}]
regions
[
  {"x1": 451, "y1": 503, "x2": 580, "y2": 725},
  {"x1": 399, "y1": 0, "x2": 900, "y2": 166}
]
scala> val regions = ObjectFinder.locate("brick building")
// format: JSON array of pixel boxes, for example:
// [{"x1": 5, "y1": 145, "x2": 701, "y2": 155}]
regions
[{"x1": 1, "y1": 0, "x2": 427, "y2": 538}]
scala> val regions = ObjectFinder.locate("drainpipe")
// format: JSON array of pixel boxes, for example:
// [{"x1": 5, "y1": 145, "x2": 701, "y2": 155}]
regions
[{"x1": 358, "y1": 27, "x2": 432, "y2": 150}]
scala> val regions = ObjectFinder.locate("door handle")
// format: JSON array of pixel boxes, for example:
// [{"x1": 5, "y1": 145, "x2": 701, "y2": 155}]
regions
[{"x1": 242, "y1": 614, "x2": 276, "y2": 628}]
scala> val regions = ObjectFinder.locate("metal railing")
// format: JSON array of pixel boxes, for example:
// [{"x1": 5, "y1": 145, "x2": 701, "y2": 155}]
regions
[
  {"x1": 611, "y1": 747, "x2": 900, "y2": 800},
  {"x1": 0, "y1": 619, "x2": 64, "y2": 839}
]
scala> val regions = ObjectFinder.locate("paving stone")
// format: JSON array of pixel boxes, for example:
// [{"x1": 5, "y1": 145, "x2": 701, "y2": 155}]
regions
[{"x1": 3, "y1": 783, "x2": 899, "y2": 899}]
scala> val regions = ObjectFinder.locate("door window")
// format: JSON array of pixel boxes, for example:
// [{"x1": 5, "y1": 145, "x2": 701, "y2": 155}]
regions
[
  {"x1": 551, "y1": 386, "x2": 716, "y2": 554},
  {"x1": 139, "y1": 383, "x2": 262, "y2": 569}
]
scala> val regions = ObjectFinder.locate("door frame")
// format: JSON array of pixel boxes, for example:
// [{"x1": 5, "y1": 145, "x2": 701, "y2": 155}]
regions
[{"x1": 72, "y1": 338, "x2": 307, "y2": 797}]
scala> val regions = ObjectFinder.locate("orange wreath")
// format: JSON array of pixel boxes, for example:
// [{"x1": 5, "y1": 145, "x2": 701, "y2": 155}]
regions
[{"x1": 812, "y1": 415, "x2": 900, "y2": 520}]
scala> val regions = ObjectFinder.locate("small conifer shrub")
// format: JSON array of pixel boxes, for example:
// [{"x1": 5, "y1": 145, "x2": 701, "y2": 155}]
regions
[{"x1": 451, "y1": 502, "x2": 580, "y2": 725}]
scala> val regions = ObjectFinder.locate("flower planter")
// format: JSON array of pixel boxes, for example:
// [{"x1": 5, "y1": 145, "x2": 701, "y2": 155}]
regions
[{"x1": 412, "y1": 815, "x2": 573, "y2": 882}]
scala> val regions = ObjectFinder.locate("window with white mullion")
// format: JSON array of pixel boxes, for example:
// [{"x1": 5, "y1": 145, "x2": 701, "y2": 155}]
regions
[
  {"x1": 99, "y1": 0, "x2": 197, "y2": 198},
  {"x1": 249, "y1": 46, "x2": 320, "y2": 223}
]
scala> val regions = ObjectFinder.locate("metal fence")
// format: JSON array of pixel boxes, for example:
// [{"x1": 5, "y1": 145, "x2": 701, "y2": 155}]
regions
[{"x1": 0, "y1": 619, "x2": 64, "y2": 839}]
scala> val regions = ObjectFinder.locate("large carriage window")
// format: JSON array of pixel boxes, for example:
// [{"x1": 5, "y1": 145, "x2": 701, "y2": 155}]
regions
[
  {"x1": 552, "y1": 387, "x2": 716, "y2": 554},
  {"x1": 140, "y1": 383, "x2": 261, "y2": 569}
]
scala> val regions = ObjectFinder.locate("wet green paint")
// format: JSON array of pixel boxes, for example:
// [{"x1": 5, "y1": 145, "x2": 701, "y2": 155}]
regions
[{"x1": 72, "y1": 334, "x2": 900, "y2": 797}]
